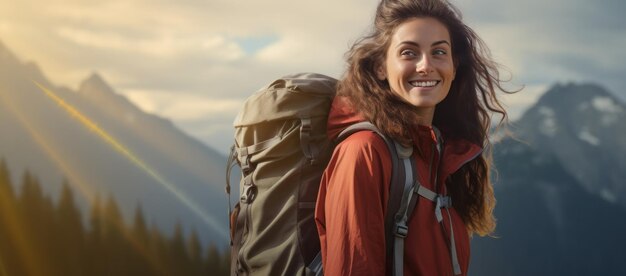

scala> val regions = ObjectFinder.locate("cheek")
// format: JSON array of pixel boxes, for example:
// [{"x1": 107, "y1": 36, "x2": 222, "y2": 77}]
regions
[
  {"x1": 387, "y1": 55, "x2": 407, "y2": 71},
  {"x1": 440, "y1": 67, "x2": 455, "y2": 82},
  {"x1": 449, "y1": 65, "x2": 456, "y2": 81}
]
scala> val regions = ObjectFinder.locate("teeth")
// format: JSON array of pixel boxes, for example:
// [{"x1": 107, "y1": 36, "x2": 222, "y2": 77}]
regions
[{"x1": 410, "y1": 81, "x2": 438, "y2": 87}]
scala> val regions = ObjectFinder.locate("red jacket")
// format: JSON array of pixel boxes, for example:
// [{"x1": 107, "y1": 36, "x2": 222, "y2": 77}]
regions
[{"x1": 315, "y1": 97, "x2": 482, "y2": 276}]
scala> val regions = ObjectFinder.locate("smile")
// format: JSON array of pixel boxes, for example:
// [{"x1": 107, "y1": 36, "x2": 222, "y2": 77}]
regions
[{"x1": 409, "y1": 80, "x2": 440, "y2": 87}]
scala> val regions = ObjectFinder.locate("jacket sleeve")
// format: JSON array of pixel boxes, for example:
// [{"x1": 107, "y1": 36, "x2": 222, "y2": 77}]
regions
[{"x1": 315, "y1": 132, "x2": 392, "y2": 276}]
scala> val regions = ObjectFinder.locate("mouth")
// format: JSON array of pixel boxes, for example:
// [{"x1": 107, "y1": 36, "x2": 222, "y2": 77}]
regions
[{"x1": 409, "y1": 80, "x2": 440, "y2": 88}]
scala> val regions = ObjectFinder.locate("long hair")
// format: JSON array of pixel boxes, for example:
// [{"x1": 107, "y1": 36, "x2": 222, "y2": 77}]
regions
[{"x1": 338, "y1": 0, "x2": 512, "y2": 236}]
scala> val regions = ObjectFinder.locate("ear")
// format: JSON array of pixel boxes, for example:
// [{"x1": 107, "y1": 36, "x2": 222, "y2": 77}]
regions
[{"x1": 376, "y1": 63, "x2": 387, "y2": 81}]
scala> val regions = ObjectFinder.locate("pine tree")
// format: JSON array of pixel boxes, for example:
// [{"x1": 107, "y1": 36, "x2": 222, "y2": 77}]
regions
[
  {"x1": 128, "y1": 204, "x2": 155, "y2": 275},
  {"x1": 0, "y1": 159, "x2": 14, "y2": 201},
  {"x1": 220, "y1": 246, "x2": 231, "y2": 276},
  {"x1": 102, "y1": 194, "x2": 129, "y2": 275},
  {"x1": 55, "y1": 180, "x2": 86, "y2": 275},
  {"x1": 169, "y1": 221, "x2": 191, "y2": 275},
  {"x1": 187, "y1": 229, "x2": 204, "y2": 275},
  {"x1": 86, "y1": 194, "x2": 105, "y2": 275},
  {"x1": 17, "y1": 171, "x2": 55, "y2": 275},
  {"x1": 103, "y1": 195, "x2": 124, "y2": 239},
  {"x1": 132, "y1": 204, "x2": 149, "y2": 246},
  {"x1": 0, "y1": 159, "x2": 21, "y2": 276},
  {"x1": 149, "y1": 223, "x2": 169, "y2": 275},
  {"x1": 206, "y1": 242, "x2": 221, "y2": 275},
  {"x1": 89, "y1": 194, "x2": 104, "y2": 240}
]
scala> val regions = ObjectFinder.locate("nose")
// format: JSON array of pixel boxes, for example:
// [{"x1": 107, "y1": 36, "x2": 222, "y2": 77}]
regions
[{"x1": 416, "y1": 54, "x2": 434, "y2": 75}]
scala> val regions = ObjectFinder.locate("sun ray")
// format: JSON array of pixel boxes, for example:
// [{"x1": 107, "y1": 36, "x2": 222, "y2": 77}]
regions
[
  {"x1": 1, "y1": 89, "x2": 96, "y2": 204},
  {"x1": 0, "y1": 190, "x2": 46, "y2": 276},
  {"x1": 0, "y1": 88, "x2": 62, "y2": 276},
  {"x1": 1, "y1": 85, "x2": 168, "y2": 273},
  {"x1": 33, "y1": 81, "x2": 228, "y2": 240}
]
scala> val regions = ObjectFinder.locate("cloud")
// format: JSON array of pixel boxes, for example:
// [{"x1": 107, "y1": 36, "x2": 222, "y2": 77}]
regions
[
  {"x1": 125, "y1": 89, "x2": 242, "y2": 121},
  {"x1": 125, "y1": 88, "x2": 241, "y2": 153},
  {"x1": 457, "y1": 0, "x2": 626, "y2": 100},
  {"x1": 0, "y1": 0, "x2": 374, "y2": 96},
  {"x1": 0, "y1": 22, "x2": 10, "y2": 33},
  {"x1": 56, "y1": 27, "x2": 245, "y2": 61}
]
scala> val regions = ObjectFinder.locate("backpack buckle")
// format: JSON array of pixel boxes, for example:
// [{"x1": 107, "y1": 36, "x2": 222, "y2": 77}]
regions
[
  {"x1": 240, "y1": 159, "x2": 250, "y2": 174},
  {"x1": 240, "y1": 176, "x2": 257, "y2": 204},
  {"x1": 437, "y1": 196, "x2": 451, "y2": 208},
  {"x1": 240, "y1": 184, "x2": 257, "y2": 204},
  {"x1": 394, "y1": 222, "x2": 408, "y2": 238},
  {"x1": 238, "y1": 147, "x2": 251, "y2": 174},
  {"x1": 435, "y1": 196, "x2": 451, "y2": 222}
]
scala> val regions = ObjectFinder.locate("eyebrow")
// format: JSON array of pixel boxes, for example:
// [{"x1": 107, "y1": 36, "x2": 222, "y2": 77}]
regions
[{"x1": 396, "y1": 40, "x2": 451, "y2": 48}]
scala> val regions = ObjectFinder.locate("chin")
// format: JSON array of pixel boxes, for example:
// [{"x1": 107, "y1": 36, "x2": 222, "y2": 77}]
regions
[{"x1": 406, "y1": 99, "x2": 436, "y2": 108}]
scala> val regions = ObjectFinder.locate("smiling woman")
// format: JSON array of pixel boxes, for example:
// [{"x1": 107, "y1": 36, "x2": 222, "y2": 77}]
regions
[{"x1": 315, "y1": 0, "x2": 514, "y2": 275}]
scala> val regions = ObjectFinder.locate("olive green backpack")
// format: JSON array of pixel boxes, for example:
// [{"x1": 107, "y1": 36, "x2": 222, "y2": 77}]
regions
[{"x1": 226, "y1": 73, "x2": 417, "y2": 275}]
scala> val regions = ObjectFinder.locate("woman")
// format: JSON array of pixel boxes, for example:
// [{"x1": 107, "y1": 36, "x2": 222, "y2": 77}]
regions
[{"x1": 314, "y1": 0, "x2": 511, "y2": 275}]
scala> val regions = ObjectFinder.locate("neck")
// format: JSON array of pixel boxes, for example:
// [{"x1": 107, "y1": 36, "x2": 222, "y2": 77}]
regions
[{"x1": 413, "y1": 106, "x2": 435, "y2": 126}]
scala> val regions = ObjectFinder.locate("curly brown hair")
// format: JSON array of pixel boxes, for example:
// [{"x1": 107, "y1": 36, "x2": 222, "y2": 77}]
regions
[{"x1": 338, "y1": 0, "x2": 513, "y2": 236}]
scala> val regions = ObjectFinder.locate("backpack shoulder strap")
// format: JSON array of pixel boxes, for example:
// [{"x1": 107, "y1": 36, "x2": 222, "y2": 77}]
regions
[
  {"x1": 392, "y1": 126, "x2": 461, "y2": 276},
  {"x1": 337, "y1": 122, "x2": 414, "y2": 276},
  {"x1": 388, "y1": 140, "x2": 415, "y2": 276}
]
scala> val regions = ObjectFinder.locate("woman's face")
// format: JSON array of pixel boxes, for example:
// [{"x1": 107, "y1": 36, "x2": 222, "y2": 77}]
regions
[{"x1": 378, "y1": 17, "x2": 455, "y2": 120}]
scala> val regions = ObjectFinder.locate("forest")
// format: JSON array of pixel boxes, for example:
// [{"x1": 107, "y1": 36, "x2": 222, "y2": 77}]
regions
[{"x1": 0, "y1": 159, "x2": 230, "y2": 276}]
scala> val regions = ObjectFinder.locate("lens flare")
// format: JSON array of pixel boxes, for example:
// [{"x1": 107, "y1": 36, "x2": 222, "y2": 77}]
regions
[
  {"x1": 1, "y1": 84, "x2": 166, "y2": 273},
  {"x1": 33, "y1": 81, "x2": 227, "y2": 240}
]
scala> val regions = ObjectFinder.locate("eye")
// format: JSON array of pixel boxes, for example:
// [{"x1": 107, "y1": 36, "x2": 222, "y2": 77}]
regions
[
  {"x1": 400, "y1": 49, "x2": 417, "y2": 57},
  {"x1": 433, "y1": 49, "x2": 447, "y2": 55}
]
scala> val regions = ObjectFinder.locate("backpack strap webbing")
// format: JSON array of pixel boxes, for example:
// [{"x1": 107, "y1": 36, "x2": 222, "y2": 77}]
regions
[
  {"x1": 391, "y1": 143, "x2": 416, "y2": 276},
  {"x1": 336, "y1": 122, "x2": 412, "y2": 276},
  {"x1": 308, "y1": 121, "x2": 412, "y2": 276}
]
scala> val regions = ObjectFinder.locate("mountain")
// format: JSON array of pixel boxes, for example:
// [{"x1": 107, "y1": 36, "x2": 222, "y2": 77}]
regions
[
  {"x1": 471, "y1": 83, "x2": 626, "y2": 275},
  {"x1": 515, "y1": 83, "x2": 626, "y2": 208},
  {"x1": 0, "y1": 41, "x2": 229, "y2": 246}
]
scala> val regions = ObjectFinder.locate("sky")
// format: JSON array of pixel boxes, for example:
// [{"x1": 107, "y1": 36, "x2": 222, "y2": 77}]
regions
[{"x1": 1, "y1": 0, "x2": 625, "y2": 154}]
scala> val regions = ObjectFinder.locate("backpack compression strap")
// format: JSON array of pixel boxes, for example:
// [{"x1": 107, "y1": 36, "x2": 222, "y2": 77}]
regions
[{"x1": 307, "y1": 122, "x2": 412, "y2": 276}]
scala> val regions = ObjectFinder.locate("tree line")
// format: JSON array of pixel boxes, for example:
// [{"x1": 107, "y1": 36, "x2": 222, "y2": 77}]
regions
[{"x1": 0, "y1": 159, "x2": 230, "y2": 276}]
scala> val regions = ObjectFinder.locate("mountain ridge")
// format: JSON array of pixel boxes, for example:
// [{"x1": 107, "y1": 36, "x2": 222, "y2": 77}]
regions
[
  {"x1": 514, "y1": 81, "x2": 626, "y2": 208},
  {"x1": 0, "y1": 41, "x2": 228, "y2": 246},
  {"x1": 471, "y1": 82, "x2": 626, "y2": 275}
]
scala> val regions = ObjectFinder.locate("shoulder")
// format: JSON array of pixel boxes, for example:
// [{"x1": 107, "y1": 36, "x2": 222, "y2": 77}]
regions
[
  {"x1": 333, "y1": 130, "x2": 392, "y2": 163},
  {"x1": 323, "y1": 130, "x2": 393, "y2": 195},
  {"x1": 332, "y1": 130, "x2": 391, "y2": 170}
]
